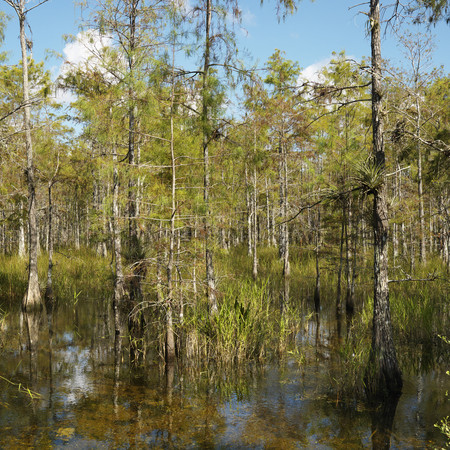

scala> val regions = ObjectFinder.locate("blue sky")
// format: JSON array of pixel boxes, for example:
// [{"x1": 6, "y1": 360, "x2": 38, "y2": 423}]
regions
[{"x1": 1, "y1": 0, "x2": 449, "y2": 87}]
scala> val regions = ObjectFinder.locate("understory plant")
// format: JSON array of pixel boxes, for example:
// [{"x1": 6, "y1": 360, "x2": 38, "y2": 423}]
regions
[{"x1": 184, "y1": 279, "x2": 298, "y2": 363}]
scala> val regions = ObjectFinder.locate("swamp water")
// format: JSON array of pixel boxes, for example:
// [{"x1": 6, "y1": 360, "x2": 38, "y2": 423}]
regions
[{"x1": 0, "y1": 292, "x2": 448, "y2": 449}]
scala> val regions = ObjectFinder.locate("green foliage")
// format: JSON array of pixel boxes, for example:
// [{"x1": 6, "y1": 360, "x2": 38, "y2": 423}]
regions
[
  {"x1": 352, "y1": 156, "x2": 386, "y2": 195},
  {"x1": 264, "y1": 49, "x2": 301, "y2": 92},
  {"x1": 389, "y1": 257, "x2": 449, "y2": 343},
  {"x1": 410, "y1": 0, "x2": 450, "y2": 24},
  {"x1": 187, "y1": 280, "x2": 276, "y2": 362},
  {"x1": 0, "y1": 11, "x2": 8, "y2": 62}
]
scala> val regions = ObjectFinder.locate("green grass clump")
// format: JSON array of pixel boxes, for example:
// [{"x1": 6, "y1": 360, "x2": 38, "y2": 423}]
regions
[
  {"x1": 0, "y1": 248, "x2": 112, "y2": 306},
  {"x1": 390, "y1": 256, "x2": 449, "y2": 344},
  {"x1": 0, "y1": 255, "x2": 28, "y2": 303},
  {"x1": 48, "y1": 248, "x2": 112, "y2": 301},
  {"x1": 184, "y1": 279, "x2": 294, "y2": 363}
]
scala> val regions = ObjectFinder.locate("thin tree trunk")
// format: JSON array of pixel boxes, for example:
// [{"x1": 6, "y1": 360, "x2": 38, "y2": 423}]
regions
[
  {"x1": 314, "y1": 206, "x2": 321, "y2": 314},
  {"x1": 202, "y1": 0, "x2": 218, "y2": 315},
  {"x1": 18, "y1": 0, "x2": 41, "y2": 311},
  {"x1": 265, "y1": 177, "x2": 271, "y2": 246},
  {"x1": 278, "y1": 140, "x2": 290, "y2": 278},
  {"x1": 45, "y1": 182, "x2": 54, "y2": 302},
  {"x1": 252, "y1": 164, "x2": 258, "y2": 281},
  {"x1": 336, "y1": 212, "x2": 345, "y2": 315},
  {"x1": 410, "y1": 217, "x2": 415, "y2": 273},
  {"x1": 127, "y1": 1, "x2": 143, "y2": 303},
  {"x1": 165, "y1": 43, "x2": 177, "y2": 365},
  {"x1": 345, "y1": 199, "x2": 355, "y2": 314},
  {"x1": 416, "y1": 99, "x2": 426, "y2": 264},
  {"x1": 18, "y1": 200, "x2": 26, "y2": 258},
  {"x1": 74, "y1": 200, "x2": 81, "y2": 250},
  {"x1": 245, "y1": 165, "x2": 252, "y2": 256},
  {"x1": 112, "y1": 147, "x2": 125, "y2": 340}
]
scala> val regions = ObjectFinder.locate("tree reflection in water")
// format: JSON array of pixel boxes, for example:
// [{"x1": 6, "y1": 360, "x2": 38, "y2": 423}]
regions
[
  {"x1": 370, "y1": 394, "x2": 400, "y2": 450},
  {"x1": 22, "y1": 310, "x2": 42, "y2": 383}
]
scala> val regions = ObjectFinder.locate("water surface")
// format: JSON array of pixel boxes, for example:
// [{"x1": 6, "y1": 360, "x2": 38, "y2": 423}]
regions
[{"x1": 0, "y1": 295, "x2": 448, "y2": 448}]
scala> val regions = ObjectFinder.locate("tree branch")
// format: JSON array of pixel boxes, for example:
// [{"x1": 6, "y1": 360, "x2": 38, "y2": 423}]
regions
[{"x1": 24, "y1": 0, "x2": 49, "y2": 14}]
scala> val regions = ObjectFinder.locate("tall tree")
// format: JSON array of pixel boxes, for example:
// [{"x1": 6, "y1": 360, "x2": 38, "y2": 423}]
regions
[
  {"x1": 263, "y1": 50, "x2": 303, "y2": 304},
  {"x1": 2, "y1": 0, "x2": 49, "y2": 311},
  {"x1": 191, "y1": 0, "x2": 240, "y2": 314},
  {"x1": 269, "y1": 0, "x2": 404, "y2": 397},
  {"x1": 364, "y1": 0, "x2": 402, "y2": 398}
]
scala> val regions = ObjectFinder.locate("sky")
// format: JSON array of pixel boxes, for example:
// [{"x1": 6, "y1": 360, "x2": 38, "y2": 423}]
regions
[{"x1": 1, "y1": 0, "x2": 449, "y2": 97}]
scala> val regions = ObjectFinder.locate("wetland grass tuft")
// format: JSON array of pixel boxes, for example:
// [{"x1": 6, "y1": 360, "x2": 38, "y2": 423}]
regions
[
  {"x1": 185, "y1": 280, "x2": 282, "y2": 363},
  {"x1": 0, "y1": 248, "x2": 112, "y2": 307}
]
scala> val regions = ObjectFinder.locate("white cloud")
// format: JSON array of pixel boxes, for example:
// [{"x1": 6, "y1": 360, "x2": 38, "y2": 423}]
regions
[
  {"x1": 61, "y1": 29, "x2": 114, "y2": 76},
  {"x1": 53, "y1": 30, "x2": 114, "y2": 105},
  {"x1": 242, "y1": 9, "x2": 256, "y2": 27},
  {"x1": 298, "y1": 57, "x2": 332, "y2": 85}
]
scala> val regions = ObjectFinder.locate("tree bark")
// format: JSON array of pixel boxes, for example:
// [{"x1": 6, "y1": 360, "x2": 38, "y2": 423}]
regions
[
  {"x1": 314, "y1": 207, "x2": 321, "y2": 314},
  {"x1": 245, "y1": 165, "x2": 252, "y2": 256},
  {"x1": 416, "y1": 99, "x2": 426, "y2": 264},
  {"x1": 45, "y1": 182, "x2": 54, "y2": 302},
  {"x1": 202, "y1": 0, "x2": 218, "y2": 315},
  {"x1": 365, "y1": 0, "x2": 402, "y2": 399},
  {"x1": 252, "y1": 163, "x2": 258, "y2": 281},
  {"x1": 345, "y1": 198, "x2": 355, "y2": 314},
  {"x1": 165, "y1": 46, "x2": 177, "y2": 365},
  {"x1": 278, "y1": 140, "x2": 290, "y2": 278},
  {"x1": 112, "y1": 148, "x2": 125, "y2": 340},
  {"x1": 18, "y1": 0, "x2": 42, "y2": 311},
  {"x1": 336, "y1": 212, "x2": 345, "y2": 315},
  {"x1": 18, "y1": 200, "x2": 26, "y2": 257}
]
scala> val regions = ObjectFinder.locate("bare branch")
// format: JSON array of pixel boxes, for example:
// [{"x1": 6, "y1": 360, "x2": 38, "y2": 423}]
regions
[
  {"x1": 24, "y1": 0, "x2": 49, "y2": 14},
  {"x1": 388, "y1": 271, "x2": 440, "y2": 283}
]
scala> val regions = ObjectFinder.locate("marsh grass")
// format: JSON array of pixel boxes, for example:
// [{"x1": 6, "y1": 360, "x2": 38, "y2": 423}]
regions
[
  {"x1": 1, "y1": 244, "x2": 447, "y2": 390},
  {"x1": 47, "y1": 249, "x2": 112, "y2": 301},
  {"x1": 184, "y1": 280, "x2": 286, "y2": 363},
  {"x1": 331, "y1": 298, "x2": 373, "y2": 398},
  {"x1": 332, "y1": 254, "x2": 449, "y2": 397},
  {"x1": 0, "y1": 248, "x2": 112, "y2": 306},
  {"x1": 390, "y1": 256, "x2": 449, "y2": 344}
]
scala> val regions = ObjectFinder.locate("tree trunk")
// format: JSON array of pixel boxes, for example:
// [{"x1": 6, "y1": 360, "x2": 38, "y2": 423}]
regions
[
  {"x1": 410, "y1": 216, "x2": 415, "y2": 273},
  {"x1": 278, "y1": 140, "x2": 290, "y2": 278},
  {"x1": 112, "y1": 148, "x2": 125, "y2": 340},
  {"x1": 19, "y1": 0, "x2": 41, "y2": 311},
  {"x1": 416, "y1": 99, "x2": 426, "y2": 264},
  {"x1": 165, "y1": 49, "x2": 177, "y2": 365},
  {"x1": 345, "y1": 199, "x2": 355, "y2": 314},
  {"x1": 252, "y1": 164, "x2": 258, "y2": 281},
  {"x1": 365, "y1": 0, "x2": 402, "y2": 399},
  {"x1": 45, "y1": 182, "x2": 54, "y2": 302},
  {"x1": 336, "y1": 213, "x2": 345, "y2": 315},
  {"x1": 18, "y1": 200, "x2": 26, "y2": 258},
  {"x1": 202, "y1": 0, "x2": 218, "y2": 315},
  {"x1": 74, "y1": 200, "x2": 81, "y2": 250},
  {"x1": 245, "y1": 165, "x2": 252, "y2": 256},
  {"x1": 314, "y1": 207, "x2": 321, "y2": 314}
]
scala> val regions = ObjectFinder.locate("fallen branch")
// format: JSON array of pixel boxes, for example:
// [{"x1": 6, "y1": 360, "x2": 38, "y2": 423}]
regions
[{"x1": 388, "y1": 270, "x2": 440, "y2": 283}]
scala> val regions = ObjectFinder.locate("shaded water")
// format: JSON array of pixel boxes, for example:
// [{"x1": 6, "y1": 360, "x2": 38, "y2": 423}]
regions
[{"x1": 0, "y1": 293, "x2": 448, "y2": 449}]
